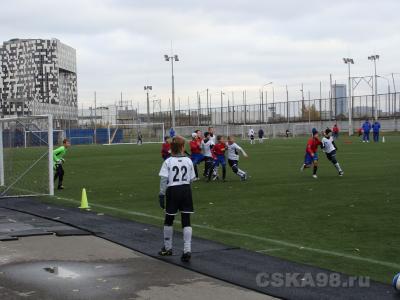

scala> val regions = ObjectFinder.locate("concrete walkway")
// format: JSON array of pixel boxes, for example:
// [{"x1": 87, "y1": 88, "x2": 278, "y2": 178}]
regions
[{"x1": 0, "y1": 208, "x2": 274, "y2": 300}]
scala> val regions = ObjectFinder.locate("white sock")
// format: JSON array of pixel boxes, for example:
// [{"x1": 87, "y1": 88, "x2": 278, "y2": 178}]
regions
[
  {"x1": 237, "y1": 169, "x2": 245, "y2": 177},
  {"x1": 183, "y1": 226, "x2": 192, "y2": 253},
  {"x1": 334, "y1": 163, "x2": 342, "y2": 173},
  {"x1": 163, "y1": 226, "x2": 173, "y2": 250}
]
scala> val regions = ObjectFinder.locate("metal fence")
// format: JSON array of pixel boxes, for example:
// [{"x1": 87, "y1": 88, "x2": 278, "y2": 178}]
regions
[
  {"x1": 77, "y1": 92, "x2": 399, "y2": 129},
  {"x1": 147, "y1": 92, "x2": 399, "y2": 127}
]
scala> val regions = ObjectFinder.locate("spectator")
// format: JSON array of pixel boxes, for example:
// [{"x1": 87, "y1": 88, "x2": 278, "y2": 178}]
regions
[
  {"x1": 332, "y1": 124, "x2": 339, "y2": 140},
  {"x1": 362, "y1": 119, "x2": 371, "y2": 143},
  {"x1": 357, "y1": 127, "x2": 363, "y2": 138},
  {"x1": 258, "y1": 128, "x2": 264, "y2": 143},
  {"x1": 286, "y1": 129, "x2": 290, "y2": 138},
  {"x1": 169, "y1": 127, "x2": 175, "y2": 138},
  {"x1": 372, "y1": 121, "x2": 381, "y2": 142}
]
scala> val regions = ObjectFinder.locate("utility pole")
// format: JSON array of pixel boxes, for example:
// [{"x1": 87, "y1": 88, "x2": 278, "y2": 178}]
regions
[
  {"x1": 220, "y1": 91, "x2": 224, "y2": 124},
  {"x1": 206, "y1": 88, "x2": 209, "y2": 124},
  {"x1": 197, "y1": 91, "x2": 200, "y2": 126},
  {"x1": 329, "y1": 74, "x2": 333, "y2": 120},
  {"x1": 301, "y1": 83, "x2": 305, "y2": 120},
  {"x1": 144, "y1": 85, "x2": 152, "y2": 123},
  {"x1": 94, "y1": 91, "x2": 97, "y2": 144},
  {"x1": 286, "y1": 85, "x2": 289, "y2": 123}
]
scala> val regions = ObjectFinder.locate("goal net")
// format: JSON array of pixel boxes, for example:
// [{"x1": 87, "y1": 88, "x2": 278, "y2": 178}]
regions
[
  {"x1": 107, "y1": 123, "x2": 165, "y2": 145},
  {"x1": 0, "y1": 115, "x2": 54, "y2": 197},
  {"x1": 24, "y1": 129, "x2": 65, "y2": 148},
  {"x1": 292, "y1": 122, "x2": 318, "y2": 138},
  {"x1": 241, "y1": 124, "x2": 273, "y2": 140}
]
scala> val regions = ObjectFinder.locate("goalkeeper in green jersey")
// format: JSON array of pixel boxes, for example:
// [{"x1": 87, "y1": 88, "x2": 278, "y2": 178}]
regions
[{"x1": 53, "y1": 139, "x2": 70, "y2": 190}]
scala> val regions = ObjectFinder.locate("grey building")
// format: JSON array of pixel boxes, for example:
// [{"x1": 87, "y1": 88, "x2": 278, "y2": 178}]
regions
[
  {"x1": 332, "y1": 84, "x2": 347, "y2": 117},
  {"x1": 0, "y1": 38, "x2": 78, "y2": 128}
]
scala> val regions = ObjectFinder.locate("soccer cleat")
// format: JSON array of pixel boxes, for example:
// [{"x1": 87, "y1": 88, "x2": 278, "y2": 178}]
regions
[
  {"x1": 339, "y1": 171, "x2": 344, "y2": 176},
  {"x1": 212, "y1": 175, "x2": 219, "y2": 181},
  {"x1": 241, "y1": 173, "x2": 248, "y2": 181},
  {"x1": 158, "y1": 247, "x2": 173, "y2": 256},
  {"x1": 312, "y1": 174, "x2": 318, "y2": 179},
  {"x1": 57, "y1": 185, "x2": 64, "y2": 190},
  {"x1": 181, "y1": 252, "x2": 191, "y2": 262}
]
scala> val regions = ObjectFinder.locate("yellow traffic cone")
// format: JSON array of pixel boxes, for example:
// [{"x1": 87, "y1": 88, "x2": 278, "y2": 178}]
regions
[{"x1": 79, "y1": 188, "x2": 90, "y2": 209}]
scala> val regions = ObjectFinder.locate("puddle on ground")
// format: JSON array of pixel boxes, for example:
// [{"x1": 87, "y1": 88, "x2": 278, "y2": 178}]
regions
[{"x1": 43, "y1": 266, "x2": 80, "y2": 279}]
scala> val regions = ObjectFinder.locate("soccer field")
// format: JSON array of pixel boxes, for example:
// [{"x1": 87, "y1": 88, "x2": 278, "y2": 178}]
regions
[{"x1": 43, "y1": 134, "x2": 400, "y2": 284}]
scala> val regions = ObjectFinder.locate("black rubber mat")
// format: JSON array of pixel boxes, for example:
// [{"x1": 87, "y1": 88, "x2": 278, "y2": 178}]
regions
[
  {"x1": 0, "y1": 235, "x2": 18, "y2": 241},
  {"x1": 0, "y1": 198, "x2": 397, "y2": 300}
]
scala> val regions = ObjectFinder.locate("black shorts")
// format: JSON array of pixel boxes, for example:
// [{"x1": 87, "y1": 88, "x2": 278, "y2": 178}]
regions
[
  {"x1": 326, "y1": 150, "x2": 337, "y2": 163},
  {"x1": 250, "y1": 135, "x2": 254, "y2": 140},
  {"x1": 228, "y1": 159, "x2": 238, "y2": 167},
  {"x1": 166, "y1": 184, "x2": 193, "y2": 215}
]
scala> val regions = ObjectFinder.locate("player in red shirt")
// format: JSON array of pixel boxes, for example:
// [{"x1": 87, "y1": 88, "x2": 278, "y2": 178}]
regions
[
  {"x1": 189, "y1": 132, "x2": 204, "y2": 180},
  {"x1": 161, "y1": 136, "x2": 171, "y2": 160},
  {"x1": 208, "y1": 135, "x2": 227, "y2": 182},
  {"x1": 332, "y1": 124, "x2": 339, "y2": 140},
  {"x1": 300, "y1": 128, "x2": 321, "y2": 178}
]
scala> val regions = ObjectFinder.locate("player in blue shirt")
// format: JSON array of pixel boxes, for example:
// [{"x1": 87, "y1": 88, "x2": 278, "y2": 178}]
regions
[
  {"x1": 362, "y1": 120, "x2": 371, "y2": 143},
  {"x1": 372, "y1": 121, "x2": 381, "y2": 142},
  {"x1": 169, "y1": 127, "x2": 175, "y2": 138}
]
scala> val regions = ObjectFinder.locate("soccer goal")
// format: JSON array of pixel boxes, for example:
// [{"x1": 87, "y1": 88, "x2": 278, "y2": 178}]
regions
[
  {"x1": 24, "y1": 129, "x2": 65, "y2": 148},
  {"x1": 0, "y1": 115, "x2": 54, "y2": 198},
  {"x1": 107, "y1": 123, "x2": 165, "y2": 145},
  {"x1": 292, "y1": 122, "x2": 318, "y2": 138},
  {"x1": 241, "y1": 124, "x2": 274, "y2": 140}
]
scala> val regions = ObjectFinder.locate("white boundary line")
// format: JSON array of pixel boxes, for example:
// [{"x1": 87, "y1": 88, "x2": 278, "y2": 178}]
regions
[{"x1": 54, "y1": 195, "x2": 400, "y2": 270}]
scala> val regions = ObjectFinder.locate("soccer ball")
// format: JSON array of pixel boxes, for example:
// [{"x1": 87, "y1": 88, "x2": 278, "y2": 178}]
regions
[{"x1": 393, "y1": 273, "x2": 400, "y2": 291}]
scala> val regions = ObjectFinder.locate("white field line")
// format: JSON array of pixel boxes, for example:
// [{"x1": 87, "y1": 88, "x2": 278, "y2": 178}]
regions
[
  {"x1": 55, "y1": 195, "x2": 400, "y2": 269},
  {"x1": 256, "y1": 248, "x2": 285, "y2": 253}
]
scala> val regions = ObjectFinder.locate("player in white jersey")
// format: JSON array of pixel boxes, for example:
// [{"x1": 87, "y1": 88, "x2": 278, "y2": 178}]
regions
[
  {"x1": 227, "y1": 136, "x2": 248, "y2": 181},
  {"x1": 201, "y1": 131, "x2": 215, "y2": 178},
  {"x1": 248, "y1": 128, "x2": 255, "y2": 144},
  {"x1": 158, "y1": 136, "x2": 196, "y2": 262},
  {"x1": 321, "y1": 128, "x2": 344, "y2": 176},
  {"x1": 208, "y1": 126, "x2": 217, "y2": 144},
  {"x1": 208, "y1": 126, "x2": 219, "y2": 179}
]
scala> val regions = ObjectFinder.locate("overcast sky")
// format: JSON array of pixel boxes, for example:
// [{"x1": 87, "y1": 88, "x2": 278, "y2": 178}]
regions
[{"x1": 1, "y1": 0, "x2": 400, "y2": 110}]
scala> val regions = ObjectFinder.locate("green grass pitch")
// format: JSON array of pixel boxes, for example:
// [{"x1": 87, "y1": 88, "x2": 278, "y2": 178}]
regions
[{"x1": 42, "y1": 134, "x2": 400, "y2": 284}]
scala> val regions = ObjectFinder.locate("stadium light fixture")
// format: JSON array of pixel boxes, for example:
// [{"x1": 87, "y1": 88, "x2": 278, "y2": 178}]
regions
[
  {"x1": 343, "y1": 57, "x2": 354, "y2": 135},
  {"x1": 164, "y1": 54, "x2": 180, "y2": 128},
  {"x1": 368, "y1": 54, "x2": 380, "y2": 120}
]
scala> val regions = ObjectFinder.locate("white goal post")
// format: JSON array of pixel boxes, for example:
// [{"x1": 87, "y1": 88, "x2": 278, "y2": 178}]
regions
[
  {"x1": 107, "y1": 123, "x2": 165, "y2": 145},
  {"x1": 0, "y1": 115, "x2": 54, "y2": 198}
]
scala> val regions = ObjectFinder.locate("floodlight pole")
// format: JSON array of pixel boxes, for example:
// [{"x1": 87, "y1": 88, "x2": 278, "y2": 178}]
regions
[
  {"x1": 343, "y1": 58, "x2": 354, "y2": 135},
  {"x1": 368, "y1": 55, "x2": 379, "y2": 120},
  {"x1": 144, "y1": 85, "x2": 152, "y2": 123},
  {"x1": 261, "y1": 82, "x2": 273, "y2": 124},
  {"x1": 164, "y1": 54, "x2": 179, "y2": 129}
]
